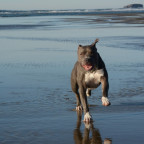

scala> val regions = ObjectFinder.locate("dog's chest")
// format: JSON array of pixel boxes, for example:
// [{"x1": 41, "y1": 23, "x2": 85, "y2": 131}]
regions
[{"x1": 85, "y1": 69, "x2": 104, "y2": 87}]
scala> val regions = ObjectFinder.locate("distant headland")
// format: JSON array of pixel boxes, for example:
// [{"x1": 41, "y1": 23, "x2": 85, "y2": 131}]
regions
[{"x1": 124, "y1": 4, "x2": 143, "y2": 8}]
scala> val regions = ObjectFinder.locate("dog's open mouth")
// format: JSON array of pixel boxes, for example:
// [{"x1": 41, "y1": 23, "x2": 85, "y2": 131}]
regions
[{"x1": 82, "y1": 64, "x2": 93, "y2": 71}]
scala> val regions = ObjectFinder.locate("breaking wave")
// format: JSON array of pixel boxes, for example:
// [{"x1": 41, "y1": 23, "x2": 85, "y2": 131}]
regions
[{"x1": 0, "y1": 8, "x2": 144, "y2": 17}]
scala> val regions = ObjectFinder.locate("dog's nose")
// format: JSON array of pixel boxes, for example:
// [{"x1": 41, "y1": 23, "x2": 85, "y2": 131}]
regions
[{"x1": 85, "y1": 57, "x2": 91, "y2": 62}]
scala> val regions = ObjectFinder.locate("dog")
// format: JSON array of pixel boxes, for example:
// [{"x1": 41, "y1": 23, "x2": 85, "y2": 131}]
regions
[{"x1": 71, "y1": 39, "x2": 110, "y2": 122}]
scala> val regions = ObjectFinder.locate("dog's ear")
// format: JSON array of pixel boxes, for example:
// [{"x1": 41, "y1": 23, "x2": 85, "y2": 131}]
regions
[
  {"x1": 91, "y1": 39, "x2": 99, "y2": 46},
  {"x1": 94, "y1": 39, "x2": 99, "y2": 44},
  {"x1": 90, "y1": 39, "x2": 99, "y2": 52}
]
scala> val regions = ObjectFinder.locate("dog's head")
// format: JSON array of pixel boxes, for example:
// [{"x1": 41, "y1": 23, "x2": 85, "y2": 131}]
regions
[{"x1": 77, "y1": 39, "x2": 99, "y2": 71}]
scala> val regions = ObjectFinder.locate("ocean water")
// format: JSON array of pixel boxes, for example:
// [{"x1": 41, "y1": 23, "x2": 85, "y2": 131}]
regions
[
  {"x1": 1, "y1": 8, "x2": 144, "y2": 17},
  {"x1": 0, "y1": 9, "x2": 144, "y2": 144}
]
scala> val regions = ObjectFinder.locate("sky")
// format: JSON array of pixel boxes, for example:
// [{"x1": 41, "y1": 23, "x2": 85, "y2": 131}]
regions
[{"x1": 0, "y1": 0, "x2": 144, "y2": 10}]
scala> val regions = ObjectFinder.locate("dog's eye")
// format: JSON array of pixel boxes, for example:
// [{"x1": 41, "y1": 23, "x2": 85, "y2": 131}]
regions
[{"x1": 90, "y1": 52, "x2": 93, "y2": 56}]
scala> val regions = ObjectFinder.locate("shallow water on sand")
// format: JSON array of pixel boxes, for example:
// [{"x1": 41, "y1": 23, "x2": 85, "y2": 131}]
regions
[{"x1": 0, "y1": 13, "x2": 144, "y2": 144}]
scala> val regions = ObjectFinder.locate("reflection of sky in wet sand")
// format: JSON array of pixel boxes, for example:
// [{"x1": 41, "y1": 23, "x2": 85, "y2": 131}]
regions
[{"x1": 0, "y1": 12, "x2": 144, "y2": 143}]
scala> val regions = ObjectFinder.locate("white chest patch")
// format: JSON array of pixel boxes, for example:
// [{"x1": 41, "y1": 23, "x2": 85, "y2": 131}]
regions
[{"x1": 85, "y1": 69, "x2": 104, "y2": 84}]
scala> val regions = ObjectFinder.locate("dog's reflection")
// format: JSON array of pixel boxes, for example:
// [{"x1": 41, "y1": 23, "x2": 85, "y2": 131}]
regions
[{"x1": 74, "y1": 111, "x2": 112, "y2": 144}]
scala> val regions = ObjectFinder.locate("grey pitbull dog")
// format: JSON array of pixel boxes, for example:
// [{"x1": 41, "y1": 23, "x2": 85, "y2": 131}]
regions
[{"x1": 71, "y1": 39, "x2": 110, "y2": 122}]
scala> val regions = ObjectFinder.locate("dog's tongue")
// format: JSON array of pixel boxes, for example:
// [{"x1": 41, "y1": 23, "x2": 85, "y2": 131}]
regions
[{"x1": 82, "y1": 65, "x2": 93, "y2": 71}]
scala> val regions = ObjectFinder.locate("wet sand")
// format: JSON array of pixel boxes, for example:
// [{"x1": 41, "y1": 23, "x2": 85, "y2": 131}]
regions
[
  {"x1": 0, "y1": 12, "x2": 144, "y2": 143},
  {"x1": 64, "y1": 12, "x2": 144, "y2": 25}
]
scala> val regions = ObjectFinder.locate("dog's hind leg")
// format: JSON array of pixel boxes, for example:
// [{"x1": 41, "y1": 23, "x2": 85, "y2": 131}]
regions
[
  {"x1": 86, "y1": 88, "x2": 91, "y2": 97},
  {"x1": 71, "y1": 80, "x2": 82, "y2": 110},
  {"x1": 75, "y1": 91, "x2": 82, "y2": 111},
  {"x1": 75, "y1": 93, "x2": 82, "y2": 111}
]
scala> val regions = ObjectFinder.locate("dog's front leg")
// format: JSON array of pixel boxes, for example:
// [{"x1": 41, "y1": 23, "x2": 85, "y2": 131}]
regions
[
  {"x1": 101, "y1": 76, "x2": 111, "y2": 106},
  {"x1": 79, "y1": 86, "x2": 92, "y2": 122}
]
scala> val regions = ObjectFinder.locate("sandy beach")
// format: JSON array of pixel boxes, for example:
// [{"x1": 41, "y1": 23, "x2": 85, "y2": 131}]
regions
[{"x1": 0, "y1": 10, "x2": 144, "y2": 144}]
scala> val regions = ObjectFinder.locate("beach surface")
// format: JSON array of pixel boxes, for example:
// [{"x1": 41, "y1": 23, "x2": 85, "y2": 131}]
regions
[{"x1": 0, "y1": 10, "x2": 144, "y2": 144}]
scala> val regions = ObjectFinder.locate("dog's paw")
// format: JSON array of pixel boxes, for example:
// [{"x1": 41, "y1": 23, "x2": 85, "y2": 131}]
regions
[
  {"x1": 86, "y1": 89, "x2": 91, "y2": 97},
  {"x1": 104, "y1": 139, "x2": 112, "y2": 144},
  {"x1": 86, "y1": 92, "x2": 90, "y2": 97},
  {"x1": 84, "y1": 112, "x2": 92, "y2": 122},
  {"x1": 102, "y1": 97, "x2": 111, "y2": 106},
  {"x1": 76, "y1": 105, "x2": 83, "y2": 111}
]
